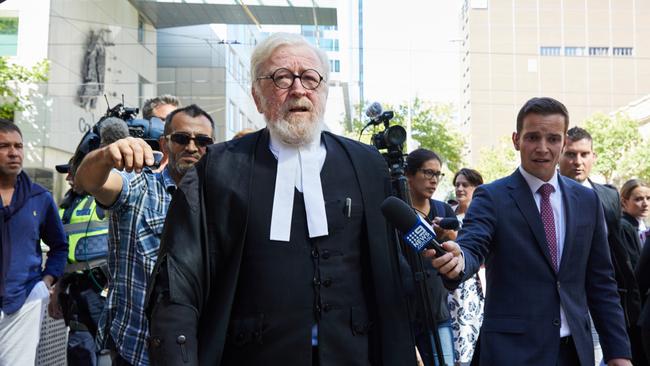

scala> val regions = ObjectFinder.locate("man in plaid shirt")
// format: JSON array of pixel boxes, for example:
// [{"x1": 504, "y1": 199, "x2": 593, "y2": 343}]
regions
[{"x1": 75, "y1": 105, "x2": 214, "y2": 365}]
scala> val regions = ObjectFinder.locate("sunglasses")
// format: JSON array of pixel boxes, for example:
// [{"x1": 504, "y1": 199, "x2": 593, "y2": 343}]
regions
[{"x1": 167, "y1": 133, "x2": 214, "y2": 147}]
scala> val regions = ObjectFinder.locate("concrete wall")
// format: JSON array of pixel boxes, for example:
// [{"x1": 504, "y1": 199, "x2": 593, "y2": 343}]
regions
[
  {"x1": 0, "y1": 0, "x2": 157, "y2": 197},
  {"x1": 462, "y1": 0, "x2": 650, "y2": 164}
]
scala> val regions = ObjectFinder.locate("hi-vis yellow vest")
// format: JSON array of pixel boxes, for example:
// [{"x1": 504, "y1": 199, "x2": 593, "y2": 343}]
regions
[{"x1": 59, "y1": 195, "x2": 109, "y2": 263}]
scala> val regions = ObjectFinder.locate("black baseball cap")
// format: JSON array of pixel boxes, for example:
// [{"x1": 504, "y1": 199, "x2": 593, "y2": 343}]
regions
[{"x1": 55, "y1": 161, "x2": 71, "y2": 174}]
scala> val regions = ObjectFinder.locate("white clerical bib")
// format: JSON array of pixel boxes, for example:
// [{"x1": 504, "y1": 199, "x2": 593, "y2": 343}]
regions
[{"x1": 269, "y1": 132, "x2": 328, "y2": 242}]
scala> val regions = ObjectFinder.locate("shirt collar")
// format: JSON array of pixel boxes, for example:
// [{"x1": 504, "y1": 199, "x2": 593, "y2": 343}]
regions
[
  {"x1": 518, "y1": 166, "x2": 560, "y2": 195},
  {"x1": 638, "y1": 218, "x2": 647, "y2": 232},
  {"x1": 159, "y1": 166, "x2": 177, "y2": 193},
  {"x1": 581, "y1": 179, "x2": 593, "y2": 189}
]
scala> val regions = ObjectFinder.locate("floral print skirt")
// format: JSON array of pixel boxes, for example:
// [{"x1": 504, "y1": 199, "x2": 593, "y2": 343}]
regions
[{"x1": 448, "y1": 272, "x2": 484, "y2": 363}]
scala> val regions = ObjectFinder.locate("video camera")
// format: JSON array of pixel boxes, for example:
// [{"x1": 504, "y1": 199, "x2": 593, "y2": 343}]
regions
[
  {"x1": 104, "y1": 102, "x2": 139, "y2": 122},
  {"x1": 70, "y1": 97, "x2": 165, "y2": 170},
  {"x1": 100, "y1": 99, "x2": 164, "y2": 148},
  {"x1": 83, "y1": 98, "x2": 164, "y2": 149},
  {"x1": 361, "y1": 102, "x2": 407, "y2": 172},
  {"x1": 370, "y1": 111, "x2": 406, "y2": 151},
  {"x1": 360, "y1": 102, "x2": 449, "y2": 365}
]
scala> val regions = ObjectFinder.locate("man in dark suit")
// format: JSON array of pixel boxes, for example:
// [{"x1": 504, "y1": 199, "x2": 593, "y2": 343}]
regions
[
  {"x1": 427, "y1": 97, "x2": 632, "y2": 365},
  {"x1": 559, "y1": 126, "x2": 646, "y2": 365},
  {"x1": 145, "y1": 33, "x2": 415, "y2": 366}
]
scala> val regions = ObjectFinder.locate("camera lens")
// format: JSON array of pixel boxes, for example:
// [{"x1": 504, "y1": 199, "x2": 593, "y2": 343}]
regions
[{"x1": 385, "y1": 125, "x2": 407, "y2": 146}]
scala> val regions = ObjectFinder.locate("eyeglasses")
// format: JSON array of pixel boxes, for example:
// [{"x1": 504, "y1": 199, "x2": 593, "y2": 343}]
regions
[
  {"x1": 256, "y1": 68, "x2": 324, "y2": 90},
  {"x1": 166, "y1": 132, "x2": 214, "y2": 147},
  {"x1": 419, "y1": 169, "x2": 445, "y2": 180}
]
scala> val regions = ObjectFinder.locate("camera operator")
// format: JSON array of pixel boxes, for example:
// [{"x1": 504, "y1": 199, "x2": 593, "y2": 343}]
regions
[
  {"x1": 141, "y1": 95, "x2": 181, "y2": 171},
  {"x1": 75, "y1": 104, "x2": 213, "y2": 366},
  {"x1": 141, "y1": 95, "x2": 180, "y2": 121},
  {"x1": 48, "y1": 117, "x2": 130, "y2": 365},
  {"x1": 405, "y1": 148, "x2": 457, "y2": 366}
]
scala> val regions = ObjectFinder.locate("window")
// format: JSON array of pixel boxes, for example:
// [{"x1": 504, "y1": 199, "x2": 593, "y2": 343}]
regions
[
  {"x1": 540, "y1": 47, "x2": 561, "y2": 56},
  {"x1": 138, "y1": 16, "x2": 144, "y2": 44},
  {"x1": 228, "y1": 101, "x2": 236, "y2": 132},
  {"x1": 238, "y1": 111, "x2": 245, "y2": 132},
  {"x1": 302, "y1": 29, "x2": 315, "y2": 37},
  {"x1": 138, "y1": 75, "x2": 147, "y2": 106},
  {"x1": 589, "y1": 47, "x2": 609, "y2": 56},
  {"x1": 564, "y1": 47, "x2": 586, "y2": 56},
  {"x1": 320, "y1": 39, "x2": 339, "y2": 51},
  {"x1": 228, "y1": 47, "x2": 237, "y2": 77},
  {"x1": 238, "y1": 61, "x2": 245, "y2": 83},
  {"x1": 329, "y1": 59, "x2": 340, "y2": 73},
  {"x1": 613, "y1": 47, "x2": 633, "y2": 56},
  {"x1": 0, "y1": 17, "x2": 19, "y2": 56}
]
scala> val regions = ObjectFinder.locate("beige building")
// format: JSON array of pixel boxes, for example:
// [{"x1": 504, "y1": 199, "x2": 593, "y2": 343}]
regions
[{"x1": 460, "y1": 0, "x2": 650, "y2": 164}]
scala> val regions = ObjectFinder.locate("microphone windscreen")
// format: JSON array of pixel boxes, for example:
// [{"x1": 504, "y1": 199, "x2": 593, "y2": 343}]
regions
[
  {"x1": 438, "y1": 217, "x2": 460, "y2": 230},
  {"x1": 100, "y1": 117, "x2": 130, "y2": 146},
  {"x1": 365, "y1": 102, "x2": 383, "y2": 119},
  {"x1": 380, "y1": 196, "x2": 418, "y2": 232}
]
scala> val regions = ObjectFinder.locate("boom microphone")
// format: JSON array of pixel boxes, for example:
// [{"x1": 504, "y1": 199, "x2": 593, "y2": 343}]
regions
[
  {"x1": 99, "y1": 117, "x2": 130, "y2": 146},
  {"x1": 380, "y1": 196, "x2": 447, "y2": 257}
]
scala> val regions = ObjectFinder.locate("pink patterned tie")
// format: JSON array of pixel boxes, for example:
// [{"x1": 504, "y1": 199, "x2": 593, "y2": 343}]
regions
[{"x1": 539, "y1": 183, "x2": 558, "y2": 271}]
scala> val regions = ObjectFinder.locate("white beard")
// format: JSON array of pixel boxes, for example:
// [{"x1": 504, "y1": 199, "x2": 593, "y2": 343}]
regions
[
  {"x1": 256, "y1": 85, "x2": 328, "y2": 146},
  {"x1": 266, "y1": 113, "x2": 323, "y2": 147}
]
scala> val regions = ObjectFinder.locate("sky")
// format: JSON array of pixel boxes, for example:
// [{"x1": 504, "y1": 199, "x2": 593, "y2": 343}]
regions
[{"x1": 363, "y1": 1, "x2": 464, "y2": 108}]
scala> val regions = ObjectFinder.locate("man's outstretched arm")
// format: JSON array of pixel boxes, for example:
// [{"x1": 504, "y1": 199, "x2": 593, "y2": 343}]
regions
[{"x1": 75, "y1": 137, "x2": 154, "y2": 207}]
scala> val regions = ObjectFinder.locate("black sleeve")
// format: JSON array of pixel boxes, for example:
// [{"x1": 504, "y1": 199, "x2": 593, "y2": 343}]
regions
[
  {"x1": 620, "y1": 221, "x2": 642, "y2": 269},
  {"x1": 428, "y1": 199, "x2": 456, "y2": 219},
  {"x1": 146, "y1": 164, "x2": 207, "y2": 366},
  {"x1": 442, "y1": 201, "x2": 455, "y2": 218},
  {"x1": 636, "y1": 237, "x2": 650, "y2": 299}
]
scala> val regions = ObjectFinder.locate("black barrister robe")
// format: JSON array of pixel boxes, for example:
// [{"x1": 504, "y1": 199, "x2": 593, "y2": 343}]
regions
[{"x1": 145, "y1": 129, "x2": 416, "y2": 365}]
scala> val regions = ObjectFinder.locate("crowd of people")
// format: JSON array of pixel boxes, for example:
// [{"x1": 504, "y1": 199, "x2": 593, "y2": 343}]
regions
[{"x1": 0, "y1": 31, "x2": 649, "y2": 366}]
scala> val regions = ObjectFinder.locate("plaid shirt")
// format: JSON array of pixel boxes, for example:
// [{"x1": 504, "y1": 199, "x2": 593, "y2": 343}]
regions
[{"x1": 97, "y1": 167, "x2": 175, "y2": 365}]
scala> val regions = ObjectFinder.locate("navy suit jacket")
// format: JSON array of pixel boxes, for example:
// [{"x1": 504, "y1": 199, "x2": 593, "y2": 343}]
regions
[{"x1": 452, "y1": 169, "x2": 631, "y2": 365}]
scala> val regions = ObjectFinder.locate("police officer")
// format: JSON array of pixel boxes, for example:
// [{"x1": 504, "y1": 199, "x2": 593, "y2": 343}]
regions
[{"x1": 49, "y1": 155, "x2": 109, "y2": 366}]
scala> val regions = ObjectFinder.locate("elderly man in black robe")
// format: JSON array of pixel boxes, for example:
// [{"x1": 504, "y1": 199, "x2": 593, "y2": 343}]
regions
[{"x1": 146, "y1": 32, "x2": 415, "y2": 366}]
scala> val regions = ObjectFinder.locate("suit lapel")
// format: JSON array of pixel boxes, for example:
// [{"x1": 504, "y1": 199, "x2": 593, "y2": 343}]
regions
[
  {"x1": 558, "y1": 176, "x2": 578, "y2": 273},
  {"x1": 508, "y1": 170, "x2": 556, "y2": 273}
]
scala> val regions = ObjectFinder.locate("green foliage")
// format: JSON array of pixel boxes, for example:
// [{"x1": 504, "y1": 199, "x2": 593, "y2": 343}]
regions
[
  {"x1": 617, "y1": 145, "x2": 650, "y2": 185},
  {"x1": 0, "y1": 18, "x2": 18, "y2": 35},
  {"x1": 0, "y1": 57, "x2": 49, "y2": 120},
  {"x1": 584, "y1": 113, "x2": 642, "y2": 185},
  {"x1": 476, "y1": 136, "x2": 519, "y2": 183},
  {"x1": 343, "y1": 97, "x2": 466, "y2": 172}
]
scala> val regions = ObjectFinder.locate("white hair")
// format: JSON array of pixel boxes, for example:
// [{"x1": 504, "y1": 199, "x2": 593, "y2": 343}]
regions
[{"x1": 250, "y1": 32, "x2": 330, "y2": 89}]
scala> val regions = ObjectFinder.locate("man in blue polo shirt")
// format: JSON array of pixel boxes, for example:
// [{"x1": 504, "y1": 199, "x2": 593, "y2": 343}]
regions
[{"x1": 0, "y1": 119, "x2": 68, "y2": 364}]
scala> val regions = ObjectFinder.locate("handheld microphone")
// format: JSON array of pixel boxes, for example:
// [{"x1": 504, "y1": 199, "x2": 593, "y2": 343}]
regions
[
  {"x1": 380, "y1": 196, "x2": 448, "y2": 257},
  {"x1": 438, "y1": 217, "x2": 460, "y2": 231}
]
